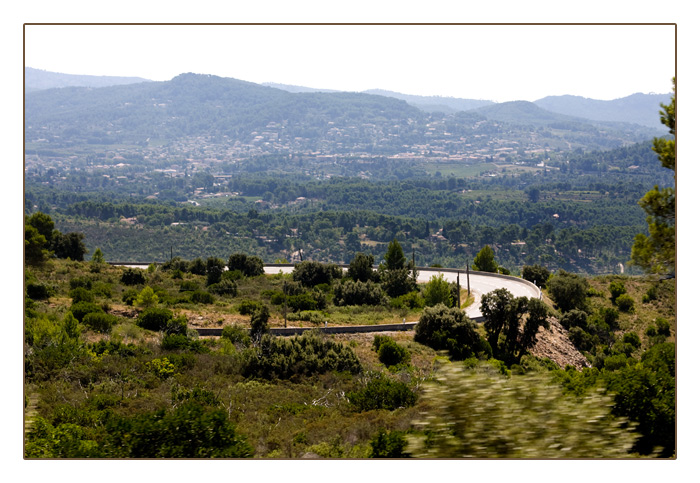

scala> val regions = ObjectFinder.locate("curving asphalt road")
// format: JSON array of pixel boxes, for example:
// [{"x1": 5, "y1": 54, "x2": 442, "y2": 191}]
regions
[
  {"x1": 113, "y1": 263, "x2": 540, "y2": 321},
  {"x1": 263, "y1": 265, "x2": 540, "y2": 320}
]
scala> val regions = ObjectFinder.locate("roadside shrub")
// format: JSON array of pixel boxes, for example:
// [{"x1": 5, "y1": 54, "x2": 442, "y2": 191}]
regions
[
  {"x1": 292, "y1": 261, "x2": 342, "y2": 287},
  {"x1": 389, "y1": 291, "x2": 424, "y2": 310},
  {"x1": 221, "y1": 324, "x2": 251, "y2": 347},
  {"x1": 82, "y1": 312, "x2": 117, "y2": 333},
  {"x1": 188, "y1": 258, "x2": 206, "y2": 275},
  {"x1": 377, "y1": 339, "x2": 411, "y2": 367},
  {"x1": 422, "y1": 274, "x2": 453, "y2": 307},
  {"x1": 547, "y1": 270, "x2": 589, "y2": 313},
  {"x1": 522, "y1": 264, "x2": 550, "y2": 287},
  {"x1": 414, "y1": 303, "x2": 491, "y2": 360},
  {"x1": 347, "y1": 375, "x2": 417, "y2": 411},
  {"x1": 137, "y1": 307, "x2": 174, "y2": 331},
  {"x1": 250, "y1": 305, "x2": 270, "y2": 342},
  {"x1": 407, "y1": 364, "x2": 637, "y2": 458},
  {"x1": 228, "y1": 253, "x2": 264, "y2": 277},
  {"x1": 238, "y1": 299, "x2": 264, "y2": 316},
  {"x1": 333, "y1": 280, "x2": 387, "y2": 307},
  {"x1": 615, "y1": 294, "x2": 635, "y2": 313},
  {"x1": 120, "y1": 268, "x2": 146, "y2": 286},
  {"x1": 286, "y1": 311, "x2": 324, "y2": 325},
  {"x1": 286, "y1": 293, "x2": 318, "y2": 312},
  {"x1": 161, "y1": 334, "x2": 208, "y2": 353}
]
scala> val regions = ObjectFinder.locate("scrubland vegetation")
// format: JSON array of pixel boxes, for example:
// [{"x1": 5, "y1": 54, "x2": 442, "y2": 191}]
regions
[{"x1": 24, "y1": 246, "x2": 675, "y2": 458}]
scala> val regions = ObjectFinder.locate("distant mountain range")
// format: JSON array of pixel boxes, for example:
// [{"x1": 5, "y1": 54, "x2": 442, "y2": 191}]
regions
[
  {"x1": 27, "y1": 67, "x2": 670, "y2": 129},
  {"x1": 25, "y1": 70, "x2": 666, "y2": 158},
  {"x1": 25, "y1": 67, "x2": 152, "y2": 92}
]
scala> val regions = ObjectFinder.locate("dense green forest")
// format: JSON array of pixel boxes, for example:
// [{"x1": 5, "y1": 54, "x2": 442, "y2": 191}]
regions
[{"x1": 25, "y1": 139, "x2": 673, "y2": 274}]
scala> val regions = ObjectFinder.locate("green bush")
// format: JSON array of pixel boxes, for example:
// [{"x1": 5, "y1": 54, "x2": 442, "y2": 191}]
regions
[
  {"x1": 221, "y1": 324, "x2": 251, "y2": 347},
  {"x1": 642, "y1": 285, "x2": 658, "y2": 303},
  {"x1": 69, "y1": 301, "x2": 103, "y2": 323},
  {"x1": 559, "y1": 309, "x2": 588, "y2": 330},
  {"x1": 102, "y1": 402, "x2": 254, "y2": 458},
  {"x1": 137, "y1": 307, "x2": 174, "y2": 331},
  {"x1": 286, "y1": 293, "x2": 318, "y2": 312},
  {"x1": 622, "y1": 332, "x2": 642, "y2": 349},
  {"x1": 348, "y1": 252, "x2": 378, "y2": 283},
  {"x1": 369, "y1": 429, "x2": 410, "y2": 458},
  {"x1": 82, "y1": 312, "x2": 117, "y2": 333},
  {"x1": 547, "y1": 270, "x2": 589, "y2": 313},
  {"x1": 415, "y1": 303, "x2": 491, "y2": 360},
  {"x1": 615, "y1": 294, "x2": 635, "y2": 313},
  {"x1": 69, "y1": 276, "x2": 93, "y2": 290},
  {"x1": 69, "y1": 287, "x2": 94, "y2": 304},
  {"x1": 422, "y1": 274, "x2": 453, "y2": 307},
  {"x1": 609, "y1": 280, "x2": 627, "y2": 302},
  {"x1": 243, "y1": 332, "x2": 362, "y2": 379},
  {"x1": 227, "y1": 253, "x2": 264, "y2": 277},
  {"x1": 654, "y1": 317, "x2": 671, "y2": 336},
  {"x1": 522, "y1": 264, "x2": 550, "y2": 287},
  {"x1": 179, "y1": 280, "x2": 200, "y2": 292},
  {"x1": 188, "y1": 258, "x2": 206, "y2": 275},
  {"x1": 26, "y1": 282, "x2": 52, "y2": 300},
  {"x1": 121, "y1": 288, "x2": 139, "y2": 306},
  {"x1": 378, "y1": 340, "x2": 411, "y2": 367},
  {"x1": 389, "y1": 291, "x2": 424, "y2": 310},
  {"x1": 333, "y1": 280, "x2": 387, "y2": 306},
  {"x1": 238, "y1": 299, "x2": 264, "y2": 315},
  {"x1": 208, "y1": 279, "x2": 237, "y2": 297},
  {"x1": 190, "y1": 290, "x2": 215, "y2": 304},
  {"x1": 347, "y1": 375, "x2": 417, "y2": 411},
  {"x1": 120, "y1": 268, "x2": 146, "y2": 286},
  {"x1": 292, "y1": 261, "x2": 342, "y2": 287},
  {"x1": 161, "y1": 334, "x2": 208, "y2": 353}
]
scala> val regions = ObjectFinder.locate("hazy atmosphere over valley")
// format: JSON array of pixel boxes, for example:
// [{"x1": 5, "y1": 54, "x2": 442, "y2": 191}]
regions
[{"x1": 12, "y1": 4, "x2": 696, "y2": 478}]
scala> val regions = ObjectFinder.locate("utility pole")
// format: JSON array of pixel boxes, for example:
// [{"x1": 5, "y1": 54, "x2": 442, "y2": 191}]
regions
[
  {"x1": 412, "y1": 250, "x2": 417, "y2": 282},
  {"x1": 466, "y1": 260, "x2": 471, "y2": 296},
  {"x1": 456, "y1": 271, "x2": 461, "y2": 308},
  {"x1": 283, "y1": 280, "x2": 288, "y2": 328}
]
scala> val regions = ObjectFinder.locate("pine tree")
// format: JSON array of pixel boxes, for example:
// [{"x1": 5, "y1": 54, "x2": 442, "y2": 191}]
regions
[{"x1": 630, "y1": 77, "x2": 675, "y2": 276}]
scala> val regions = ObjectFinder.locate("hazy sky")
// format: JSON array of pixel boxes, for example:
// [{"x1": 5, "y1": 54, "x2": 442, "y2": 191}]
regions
[{"x1": 24, "y1": 24, "x2": 675, "y2": 102}]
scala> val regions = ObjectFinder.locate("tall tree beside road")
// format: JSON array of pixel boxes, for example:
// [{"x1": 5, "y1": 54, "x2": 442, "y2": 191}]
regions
[
  {"x1": 472, "y1": 245, "x2": 499, "y2": 273},
  {"x1": 630, "y1": 78, "x2": 675, "y2": 276}
]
